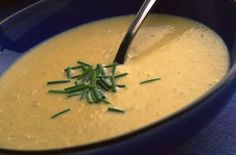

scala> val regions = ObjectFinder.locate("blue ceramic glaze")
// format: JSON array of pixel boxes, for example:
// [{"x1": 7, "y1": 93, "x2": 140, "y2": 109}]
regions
[{"x1": 0, "y1": 0, "x2": 236, "y2": 154}]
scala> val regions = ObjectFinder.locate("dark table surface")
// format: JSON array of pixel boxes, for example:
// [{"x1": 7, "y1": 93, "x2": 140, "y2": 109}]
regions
[{"x1": 0, "y1": 1, "x2": 236, "y2": 155}]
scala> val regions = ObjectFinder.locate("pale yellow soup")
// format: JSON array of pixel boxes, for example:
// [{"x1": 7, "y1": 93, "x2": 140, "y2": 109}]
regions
[{"x1": 0, "y1": 14, "x2": 229, "y2": 150}]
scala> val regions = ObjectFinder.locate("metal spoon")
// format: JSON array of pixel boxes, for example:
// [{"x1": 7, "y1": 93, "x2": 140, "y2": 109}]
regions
[{"x1": 114, "y1": 0, "x2": 157, "y2": 64}]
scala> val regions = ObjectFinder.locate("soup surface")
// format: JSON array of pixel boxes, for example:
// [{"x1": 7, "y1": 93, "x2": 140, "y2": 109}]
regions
[{"x1": 0, "y1": 14, "x2": 229, "y2": 150}]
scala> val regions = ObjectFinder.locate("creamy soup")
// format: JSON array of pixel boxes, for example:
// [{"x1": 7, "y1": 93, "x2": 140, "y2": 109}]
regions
[{"x1": 0, "y1": 14, "x2": 229, "y2": 150}]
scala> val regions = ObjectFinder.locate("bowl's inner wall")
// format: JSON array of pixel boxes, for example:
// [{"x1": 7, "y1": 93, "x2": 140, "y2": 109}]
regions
[{"x1": 0, "y1": 0, "x2": 236, "y2": 62}]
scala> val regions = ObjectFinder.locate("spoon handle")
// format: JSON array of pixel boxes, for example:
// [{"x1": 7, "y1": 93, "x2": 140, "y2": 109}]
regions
[{"x1": 114, "y1": 0, "x2": 157, "y2": 64}]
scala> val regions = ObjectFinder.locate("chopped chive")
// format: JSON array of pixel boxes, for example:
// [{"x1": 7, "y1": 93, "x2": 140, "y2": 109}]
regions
[
  {"x1": 66, "y1": 67, "x2": 72, "y2": 79},
  {"x1": 77, "y1": 61, "x2": 92, "y2": 67},
  {"x1": 86, "y1": 91, "x2": 94, "y2": 103},
  {"x1": 111, "y1": 76, "x2": 116, "y2": 92},
  {"x1": 72, "y1": 67, "x2": 92, "y2": 80},
  {"x1": 81, "y1": 65, "x2": 87, "y2": 71},
  {"x1": 97, "y1": 64, "x2": 106, "y2": 75},
  {"x1": 75, "y1": 80, "x2": 82, "y2": 85},
  {"x1": 103, "y1": 63, "x2": 115, "y2": 68},
  {"x1": 67, "y1": 92, "x2": 83, "y2": 98},
  {"x1": 107, "y1": 107, "x2": 125, "y2": 113},
  {"x1": 71, "y1": 75, "x2": 79, "y2": 79},
  {"x1": 50, "y1": 108, "x2": 71, "y2": 119},
  {"x1": 112, "y1": 62, "x2": 117, "y2": 75},
  {"x1": 116, "y1": 84, "x2": 126, "y2": 88},
  {"x1": 71, "y1": 65, "x2": 83, "y2": 70},
  {"x1": 100, "y1": 77, "x2": 112, "y2": 88},
  {"x1": 80, "y1": 90, "x2": 86, "y2": 100},
  {"x1": 81, "y1": 71, "x2": 91, "y2": 83},
  {"x1": 97, "y1": 80, "x2": 109, "y2": 91},
  {"x1": 90, "y1": 70, "x2": 97, "y2": 87},
  {"x1": 99, "y1": 90, "x2": 106, "y2": 99},
  {"x1": 73, "y1": 67, "x2": 92, "y2": 79},
  {"x1": 64, "y1": 83, "x2": 85, "y2": 91},
  {"x1": 90, "y1": 89, "x2": 96, "y2": 101},
  {"x1": 66, "y1": 85, "x2": 88, "y2": 94},
  {"x1": 115, "y1": 73, "x2": 128, "y2": 78},
  {"x1": 102, "y1": 99, "x2": 111, "y2": 104},
  {"x1": 47, "y1": 80, "x2": 71, "y2": 85},
  {"x1": 93, "y1": 88, "x2": 102, "y2": 102},
  {"x1": 90, "y1": 89, "x2": 98, "y2": 103},
  {"x1": 48, "y1": 90, "x2": 67, "y2": 94},
  {"x1": 139, "y1": 77, "x2": 161, "y2": 85},
  {"x1": 47, "y1": 60, "x2": 129, "y2": 106},
  {"x1": 97, "y1": 75, "x2": 111, "y2": 78}
]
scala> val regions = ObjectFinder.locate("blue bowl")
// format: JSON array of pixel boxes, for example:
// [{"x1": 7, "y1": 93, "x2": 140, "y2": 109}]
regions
[{"x1": 0, "y1": 0, "x2": 236, "y2": 154}]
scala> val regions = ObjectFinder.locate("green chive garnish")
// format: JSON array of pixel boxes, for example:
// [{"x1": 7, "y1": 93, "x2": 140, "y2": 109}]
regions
[
  {"x1": 64, "y1": 83, "x2": 85, "y2": 91},
  {"x1": 81, "y1": 71, "x2": 92, "y2": 83},
  {"x1": 86, "y1": 91, "x2": 94, "y2": 103},
  {"x1": 75, "y1": 80, "x2": 82, "y2": 85},
  {"x1": 48, "y1": 90, "x2": 67, "y2": 94},
  {"x1": 97, "y1": 64, "x2": 106, "y2": 75},
  {"x1": 99, "y1": 90, "x2": 106, "y2": 99},
  {"x1": 71, "y1": 65, "x2": 83, "y2": 70},
  {"x1": 93, "y1": 88, "x2": 102, "y2": 102},
  {"x1": 115, "y1": 73, "x2": 128, "y2": 78},
  {"x1": 112, "y1": 62, "x2": 117, "y2": 75},
  {"x1": 97, "y1": 79, "x2": 109, "y2": 91},
  {"x1": 66, "y1": 67, "x2": 72, "y2": 79},
  {"x1": 97, "y1": 75, "x2": 111, "y2": 78},
  {"x1": 66, "y1": 85, "x2": 88, "y2": 94},
  {"x1": 111, "y1": 76, "x2": 116, "y2": 92},
  {"x1": 107, "y1": 107, "x2": 125, "y2": 113},
  {"x1": 47, "y1": 80, "x2": 71, "y2": 85},
  {"x1": 72, "y1": 67, "x2": 92, "y2": 80},
  {"x1": 67, "y1": 92, "x2": 83, "y2": 98},
  {"x1": 103, "y1": 99, "x2": 111, "y2": 104},
  {"x1": 116, "y1": 84, "x2": 126, "y2": 88},
  {"x1": 100, "y1": 77, "x2": 112, "y2": 88},
  {"x1": 80, "y1": 90, "x2": 86, "y2": 100},
  {"x1": 139, "y1": 77, "x2": 161, "y2": 85},
  {"x1": 50, "y1": 108, "x2": 71, "y2": 119},
  {"x1": 103, "y1": 63, "x2": 116, "y2": 68},
  {"x1": 47, "y1": 61, "x2": 129, "y2": 107},
  {"x1": 77, "y1": 61, "x2": 92, "y2": 67},
  {"x1": 90, "y1": 70, "x2": 97, "y2": 87}
]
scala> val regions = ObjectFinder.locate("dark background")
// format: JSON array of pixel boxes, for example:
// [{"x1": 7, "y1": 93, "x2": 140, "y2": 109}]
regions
[
  {"x1": 0, "y1": 0, "x2": 40, "y2": 17},
  {"x1": 0, "y1": 1, "x2": 39, "y2": 10}
]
